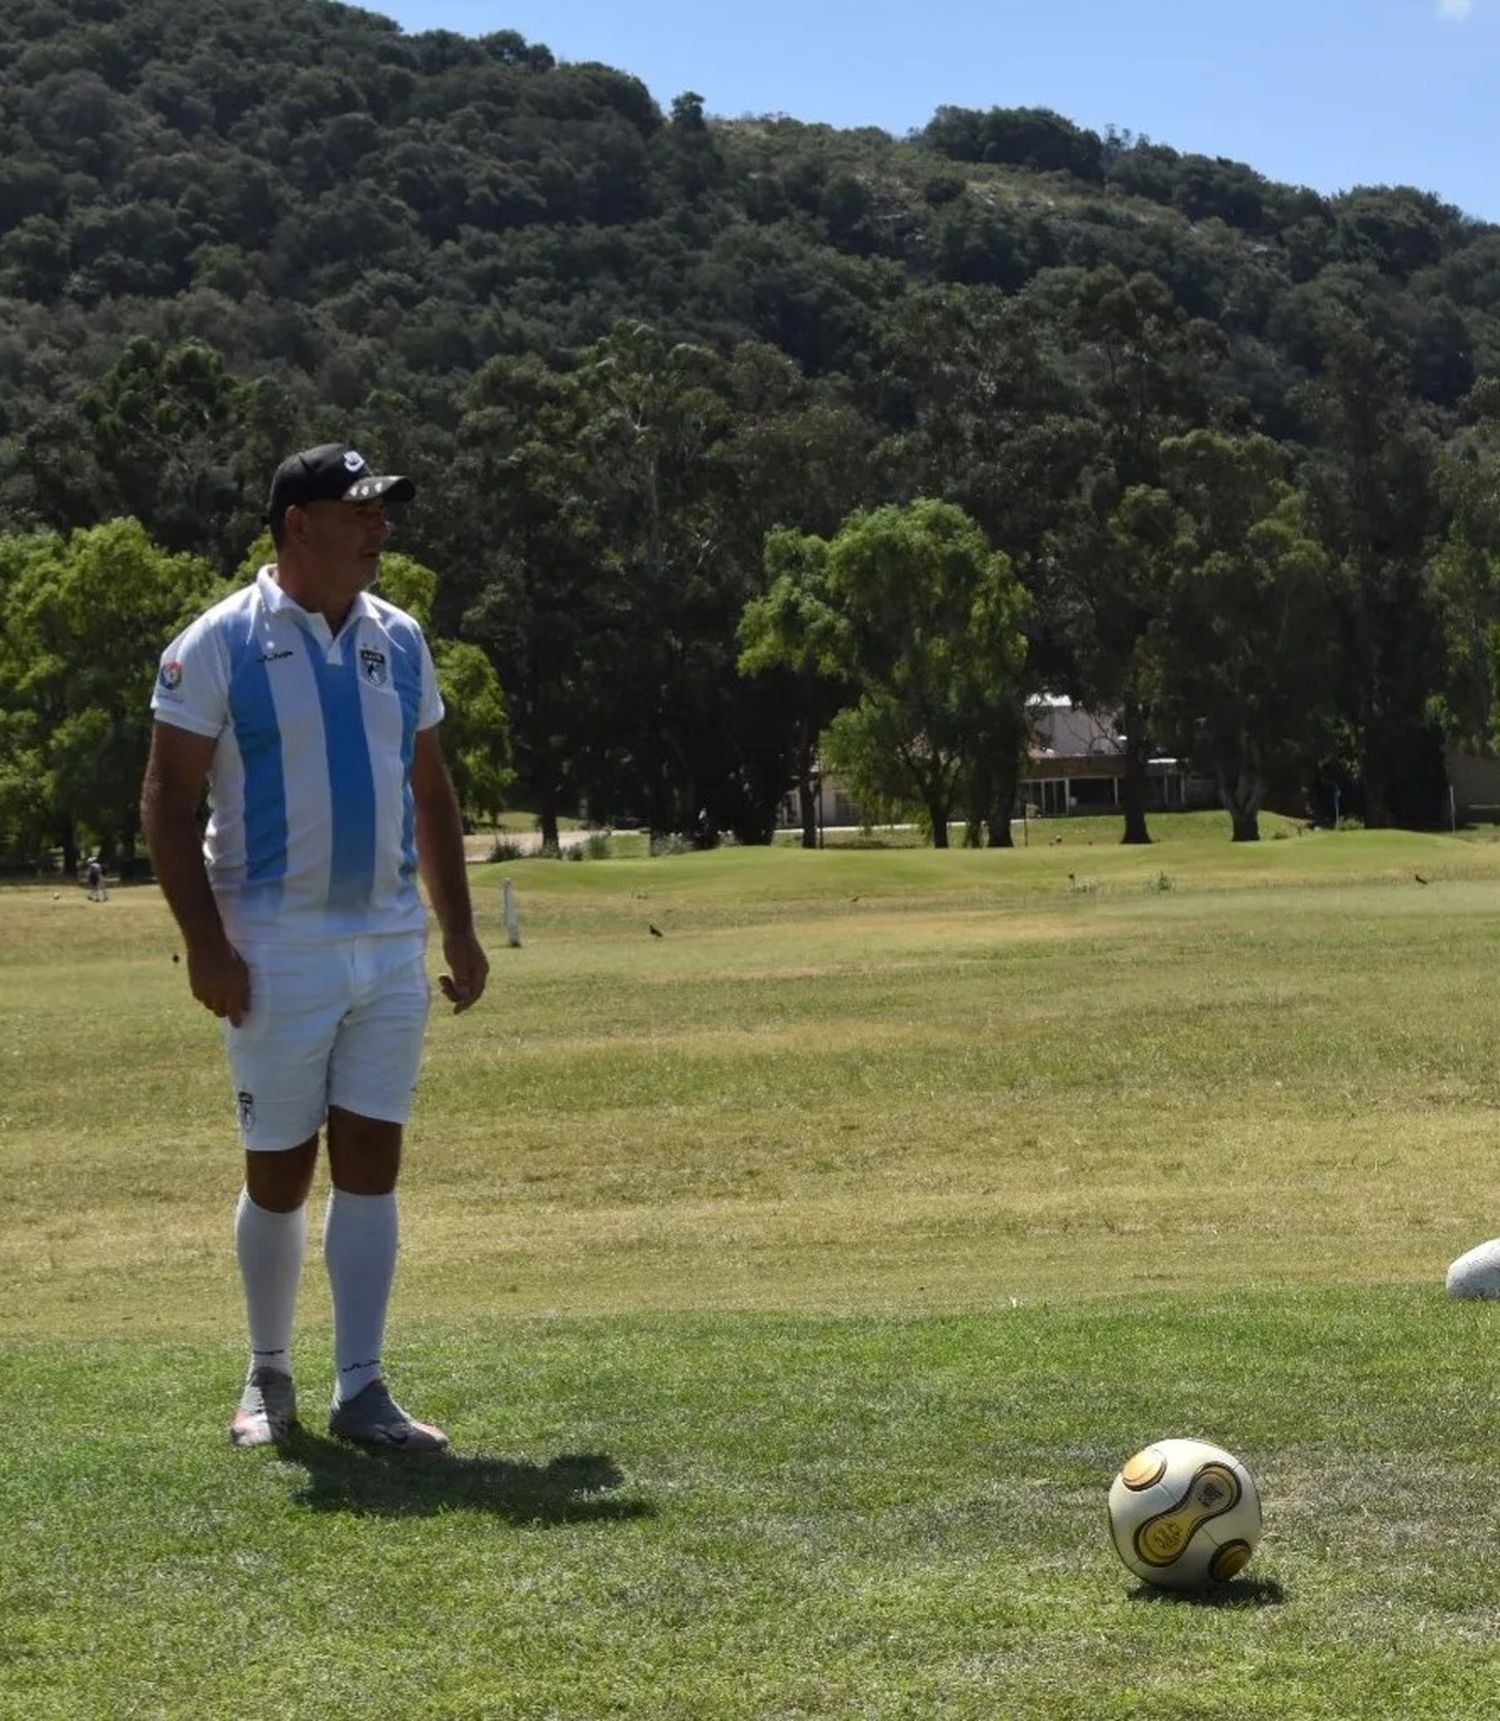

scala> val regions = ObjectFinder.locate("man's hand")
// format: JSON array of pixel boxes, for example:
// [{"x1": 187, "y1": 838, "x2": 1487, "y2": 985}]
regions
[
  {"x1": 438, "y1": 928, "x2": 489, "y2": 1014},
  {"x1": 187, "y1": 940, "x2": 252, "y2": 1026}
]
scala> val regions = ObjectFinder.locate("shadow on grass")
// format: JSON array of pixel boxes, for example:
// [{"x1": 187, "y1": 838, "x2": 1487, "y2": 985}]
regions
[
  {"x1": 1129, "y1": 1576, "x2": 1286, "y2": 1609},
  {"x1": 280, "y1": 1432, "x2": 653, "y2": 1525}
]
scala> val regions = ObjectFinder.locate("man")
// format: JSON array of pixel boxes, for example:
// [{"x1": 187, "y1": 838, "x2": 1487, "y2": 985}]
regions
[
  {"x1": 85, "y1": 854, "x2": 106, "y2": 901},
  {"x1": 140, "y1": 443, "x2": 488, "y2": 1453}
]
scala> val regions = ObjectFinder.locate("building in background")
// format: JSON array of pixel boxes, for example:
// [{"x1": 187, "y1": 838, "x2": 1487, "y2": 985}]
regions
[
  {"x1": 778, "y1": 696, "x2": 1216, "y2": 832},
  {"x1": 1019, "y1": 695, "x2": 1215, "y2": 817}
]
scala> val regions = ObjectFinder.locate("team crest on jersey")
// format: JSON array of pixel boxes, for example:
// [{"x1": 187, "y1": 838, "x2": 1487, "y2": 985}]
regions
[
  {"x1": 360, "y1": 647, "x2": 388, "y2": 687},
  {"x1": 158, "y1": 660, "x2": 182, "y2": 691}
]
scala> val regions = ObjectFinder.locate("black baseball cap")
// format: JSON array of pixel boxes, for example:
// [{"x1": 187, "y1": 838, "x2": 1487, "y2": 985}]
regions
[{"x1": 265, "y1": 443, "x2": 415, "y2": 532}]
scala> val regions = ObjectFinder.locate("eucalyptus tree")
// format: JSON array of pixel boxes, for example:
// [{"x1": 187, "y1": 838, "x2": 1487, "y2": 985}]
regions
[{"x1": 742, "y1": 499, "x2": 1028, "y2": 848}]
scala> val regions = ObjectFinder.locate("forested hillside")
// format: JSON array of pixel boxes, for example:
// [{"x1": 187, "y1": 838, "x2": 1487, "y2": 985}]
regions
[{"x1": 3, "y1": 0, "x2": 1500, "y2": 860}]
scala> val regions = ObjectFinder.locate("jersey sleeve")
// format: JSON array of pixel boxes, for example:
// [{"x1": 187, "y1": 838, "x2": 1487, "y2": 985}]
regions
[
  {"x1": 417, "y1": 633, "x2": 445, "y2": 731},
  {"x1": 150, "y1": 614, "x2": 228, "y2": 739}
]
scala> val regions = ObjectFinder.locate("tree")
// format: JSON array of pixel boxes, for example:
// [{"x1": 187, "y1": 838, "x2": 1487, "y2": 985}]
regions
[
  {"x1": 0, "y1": 518, "x2": 226, "y2": 871},
  {"x1": 738, "y1": 527, "x2": 854, "y2": 848},
  {"x1": 448, "y1": 326, "x2": 817, "y2": 848},
  {"x1": 1049, "y1": 483, "x2": 1183, "y2": 844},
  {"x1": 431, "y1": 639, "x2": 513, "y2": 828},
  {"x1": 1153, "y1": 432, "x2": 1337, "y2": 840},
  {"x1": 1426, "y1": 388, "x2": 1500, "y2": 756},
  {"x1": 443, "y1": 351, "x2": 640, "y2": 852},
  {"x1": 1299, "y1": 332, "x2": 1444, "y2": 827},
  {"x1": 744, "y1": 500, "x2": 1029, "y2": 848},
  {"x1": 75, "y1": 338, "x2": 245, "y2": 563},
  {"x1": 1041, "y1": 267, "x2": 1230, "y2": 843}
]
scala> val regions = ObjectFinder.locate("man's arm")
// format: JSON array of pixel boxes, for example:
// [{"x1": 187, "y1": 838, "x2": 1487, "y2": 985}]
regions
[
  {"x1": 410, "y1": 724, "x2": 489, "y2": 1013},
  {"x1": 140, "y1": 720, "x2": 250, "y2": 1025}
]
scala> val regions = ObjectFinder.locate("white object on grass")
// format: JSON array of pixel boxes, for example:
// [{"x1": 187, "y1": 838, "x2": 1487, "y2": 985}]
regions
[
  {"x1": 1107, "y1": 1437, "x2": 1262, "y2": 1590},
  {"x1": 1446, "y1": 1238, "x2": 1500, "y2": 1298}
]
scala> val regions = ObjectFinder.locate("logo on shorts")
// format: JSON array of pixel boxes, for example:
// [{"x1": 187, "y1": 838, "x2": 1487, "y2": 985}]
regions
[
  {"x1": 237, "y1": 1090, "x2": 255, "y2": 1131},
  {"x1": 158, "y1": 661, "x2": 182, "y2": 691},
  {"x1": 360, "y1": 647, "x2": 388, "y2": 687}
]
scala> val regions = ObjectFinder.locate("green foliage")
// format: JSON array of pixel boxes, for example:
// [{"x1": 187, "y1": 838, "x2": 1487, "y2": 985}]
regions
[
  {"x1": 749, "y1": 500, "x2": 1028, "y2": 847},
  {"x1": 0, "y1": 0, "x2": 1497, "y2": 840},
  {"x1": 923, "y1": 105, "x2": 1106, "y2": 182},
  {"x1": 0, "y1": 517, "x2": 226, "y2": 864},
  {"x1": 1151, "y1": 431, "x2": 1338, "y2": 839},
  {"x1": 431, "y1": 637, "x2": 512, "y2": 827},
  {"x1": 373, "y1": 551, "x2": 437, "y2": 631}
]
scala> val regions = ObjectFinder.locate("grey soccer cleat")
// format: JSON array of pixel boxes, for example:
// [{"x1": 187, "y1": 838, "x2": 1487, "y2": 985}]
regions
[
  {"x1": 229, "y1": 1367, "x2": 299, "y2": 1448},
  {"x1": 328, "y1": 1379, "x2": 449, "y2": 1454}
]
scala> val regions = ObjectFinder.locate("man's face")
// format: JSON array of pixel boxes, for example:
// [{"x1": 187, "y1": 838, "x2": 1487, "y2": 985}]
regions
[{"x1": 289, "y1": 497, "x2": 390, "y2": 588}]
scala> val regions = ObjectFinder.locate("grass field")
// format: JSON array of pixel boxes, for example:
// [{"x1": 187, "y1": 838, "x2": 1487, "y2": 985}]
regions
[{"x1": 7, "y1": 812, "x2": 1500, "y2": 1717}]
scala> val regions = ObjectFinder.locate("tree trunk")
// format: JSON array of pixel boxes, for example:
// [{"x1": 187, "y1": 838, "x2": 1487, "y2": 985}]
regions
[
  {"x1": 1360, "y1": 756, "x2": 1391, "y2": 829},
  {"x1": 59, "y1": 819, "x2": 78, "y2": 881},
  {"x1": 1119, "y1": 698, "x2": 1152, "y2": 845},
  {"x1": 928, "y1": 798, "x2": 951, "y2": 848},
  {"x1": 798, "y1": 773, "x2": 818, "y2": 850},
  {"x1": 986, "y1": 746, "x2": 1020, "y2": 848},
  {"x1": 538, "y1": 794, "x2": 561, "y2": 858},
  {"x1": 1219, "y1": 759, "x2": 1264, "y2": 843}
]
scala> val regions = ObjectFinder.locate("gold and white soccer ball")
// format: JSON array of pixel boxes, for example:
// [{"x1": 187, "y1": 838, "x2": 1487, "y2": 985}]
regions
[{"x1": 1107, "y1": 1438, "x2": 1262, "y2": 1590}]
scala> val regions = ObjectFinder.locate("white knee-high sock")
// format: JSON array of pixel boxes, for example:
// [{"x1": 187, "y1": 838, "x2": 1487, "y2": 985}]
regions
[
  {"x1": 324, "y1": 1189, "x2": 398, "y2": 1406},
  {"x1": 235, "y1": 1190, "x2": 307, "y2": 1379}
]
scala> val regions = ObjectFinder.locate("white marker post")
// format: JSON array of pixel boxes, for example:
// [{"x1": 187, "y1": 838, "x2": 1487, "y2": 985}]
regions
[{"x1": 502, "y1": 878, "x2": 521, "y2": 948}]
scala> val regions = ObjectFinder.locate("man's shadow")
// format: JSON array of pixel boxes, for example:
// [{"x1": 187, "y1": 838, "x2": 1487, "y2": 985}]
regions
[{"x1": 279, "y1": 1431, "x2": 653, "y2": 1525}]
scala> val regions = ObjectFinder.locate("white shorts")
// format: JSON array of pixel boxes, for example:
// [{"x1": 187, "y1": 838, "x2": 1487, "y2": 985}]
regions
[{"x1": 223, "y1": 933, "x2": 431, "y2": 1152}]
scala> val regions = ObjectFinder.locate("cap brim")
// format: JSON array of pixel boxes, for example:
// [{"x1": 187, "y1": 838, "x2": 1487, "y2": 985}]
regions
[{"x1": 340, "y1": 473, "x2": 415, "y2": 504}]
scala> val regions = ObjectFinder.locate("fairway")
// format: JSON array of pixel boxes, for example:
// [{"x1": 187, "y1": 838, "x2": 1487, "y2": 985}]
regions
[{"x1": 7, "y1": 817, "x2": 1500, "y2": 1718}]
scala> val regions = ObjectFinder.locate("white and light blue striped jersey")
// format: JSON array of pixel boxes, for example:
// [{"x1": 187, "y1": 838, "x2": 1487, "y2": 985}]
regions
[{"x1": 151, "y1": 566, "x2": 445, "y2": 942}]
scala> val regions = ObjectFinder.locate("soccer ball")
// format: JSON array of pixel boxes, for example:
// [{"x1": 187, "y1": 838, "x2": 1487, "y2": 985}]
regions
[{"x1": 1107, "y1": 1438, "x2": 1262, "y2": 1590}]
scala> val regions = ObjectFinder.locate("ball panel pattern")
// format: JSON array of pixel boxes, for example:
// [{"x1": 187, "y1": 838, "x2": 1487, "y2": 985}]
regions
[{"x1": 1107, "y1": 1438, "x2": 1262, "y2": 1590}]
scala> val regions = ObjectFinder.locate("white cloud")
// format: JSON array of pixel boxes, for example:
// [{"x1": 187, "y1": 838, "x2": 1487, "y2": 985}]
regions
[{"x1": 1438, "y1": 0, "x2": 1476, "y2": 20}]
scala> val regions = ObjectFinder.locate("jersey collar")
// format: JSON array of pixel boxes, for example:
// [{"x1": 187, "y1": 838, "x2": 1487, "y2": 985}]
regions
[{"x1": 256, "y1": 565, "x2": 377, "y2": 644}]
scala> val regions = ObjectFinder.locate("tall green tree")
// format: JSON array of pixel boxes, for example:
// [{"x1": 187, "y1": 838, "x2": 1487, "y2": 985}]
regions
[
  {"x1": 430, "y1": 639, "x2": 513, "y2": 828},
  {"x1": 1040, "y1": 267, "x2": 1231, "y2": 843},
  {"x1": 445, "y1": 351, "x2": 639, "y2": 852},
  {"x1": 1425, "y1": 385, "x2": 1500, "y2": 757},
  {"x1": 744, "y1": 500, "x2": 1029, "y2": 848},
  {"x1": 738, "y1": 526, "x2": 855, "y2": 847},
  {"x1": 76, "y1": 338, "x2": 245, "y2": 562},
  {"x1": 1300, "y1": 332, "x2": 1444, "y2": 827},
  {"x1": 1153, "y1": 431, "x2": 1337, "y2": 841},
  {"x1": 0, "y1": 518, "x2": 226, "y2": 871}
]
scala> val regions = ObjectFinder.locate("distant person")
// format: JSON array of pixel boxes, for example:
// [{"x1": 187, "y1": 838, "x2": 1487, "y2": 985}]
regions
[
  {"x1": 85, "y1": 855, "x2": 106, "y2": 901},
  {"x1": 140, "y1": 443, "x2": 489, "y2": 1453}
]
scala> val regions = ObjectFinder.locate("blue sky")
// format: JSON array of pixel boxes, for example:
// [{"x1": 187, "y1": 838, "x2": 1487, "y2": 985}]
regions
[{"x1": 377, "y1": 0, "x2": 1500, "y2": 222}]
